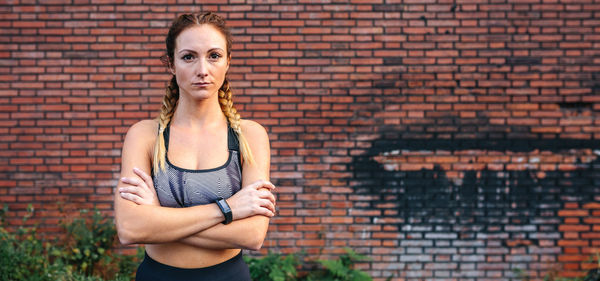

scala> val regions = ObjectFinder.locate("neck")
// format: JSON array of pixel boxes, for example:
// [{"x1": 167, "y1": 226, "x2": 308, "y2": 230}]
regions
[{"x1": 171, "y1": 92, "x2": 226, "y2": 130}]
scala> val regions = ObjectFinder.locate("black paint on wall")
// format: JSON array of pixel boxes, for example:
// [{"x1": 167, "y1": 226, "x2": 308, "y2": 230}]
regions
[{"x1": 350, "y1": 135, "x2": 600, "y2": 234}]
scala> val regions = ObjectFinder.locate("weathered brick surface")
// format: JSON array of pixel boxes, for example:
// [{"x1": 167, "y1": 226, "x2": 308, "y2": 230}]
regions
[{"x1": 1, "y1": 1, "x2": 599, "y2": 280}]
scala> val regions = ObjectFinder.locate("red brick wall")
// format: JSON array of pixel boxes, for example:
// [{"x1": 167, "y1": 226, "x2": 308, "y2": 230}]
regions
[{"x1": 1, "y1": 1, "x2": 599, "y2": 280}]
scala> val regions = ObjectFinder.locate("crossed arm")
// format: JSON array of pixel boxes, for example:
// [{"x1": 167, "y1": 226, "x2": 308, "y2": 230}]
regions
[{"x1": 114, "y1": 120, "x2": 275, "y2": 251}]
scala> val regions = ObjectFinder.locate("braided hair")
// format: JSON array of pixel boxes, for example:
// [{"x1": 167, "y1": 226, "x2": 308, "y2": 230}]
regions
[{"x1": 153, "y1": 12, "x2": 254, "y2": 172}]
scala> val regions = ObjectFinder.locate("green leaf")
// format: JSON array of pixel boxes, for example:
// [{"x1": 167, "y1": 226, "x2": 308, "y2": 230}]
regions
[
  {"x1": 319, "y1": 259, "x2": 348, "y2": 278},
  {"x1": 351, "y1": 270, "x2": 372, "y2": 281}
]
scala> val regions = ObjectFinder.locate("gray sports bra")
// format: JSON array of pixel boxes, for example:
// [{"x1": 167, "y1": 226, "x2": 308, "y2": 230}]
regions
[{"x1": 152, "y1": 123, "x2": 242, "y2": 208}]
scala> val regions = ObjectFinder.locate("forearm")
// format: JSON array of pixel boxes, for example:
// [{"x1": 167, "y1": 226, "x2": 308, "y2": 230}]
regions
[
  {"x1": 178, "y1": 215, "x2": 270, "y2": 251},
  {"x1": 115, "y1": 200, "x2": 224, "y2": 245},
  {"x1": 178, "y1": 234, "x2": 236, "y2": 250}
]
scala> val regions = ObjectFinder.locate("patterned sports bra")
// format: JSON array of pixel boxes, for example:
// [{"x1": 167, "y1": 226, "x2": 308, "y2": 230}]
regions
[{"x1": 152, "y1": 123, "x2": 242, "y2": 208}]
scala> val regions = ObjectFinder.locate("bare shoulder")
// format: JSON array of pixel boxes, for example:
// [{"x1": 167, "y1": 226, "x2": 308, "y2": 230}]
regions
[
  {"x1": 123, "y1": 119, "x2": 158, "y2": 156},
  {"x1": 240, "y1": 119, "x2": 270, "y2": 178},
  {"x1": 240, "y1": 119, "x2": 269, "y2": 145},
  {"x1": 126, "y1": 119, "x2": 158, "y2": 140}
]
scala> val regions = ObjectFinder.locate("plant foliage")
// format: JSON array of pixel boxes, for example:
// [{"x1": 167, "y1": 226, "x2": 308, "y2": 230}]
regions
[
  {"x1": 245, "y1": 251, "x2": 301, "y2": 281},
  {"x1": 0, "y1": 204, "x2": 140, "y2": 281},
  {"x1": 61, "y1": 209, "x2": 118, "y2": 276},
  {"x1": 4, "y1": 203, "x2": 600, "y2": 281},
  {"x1": 304, "y1": 248, "x2": 372, "y2": 281}
]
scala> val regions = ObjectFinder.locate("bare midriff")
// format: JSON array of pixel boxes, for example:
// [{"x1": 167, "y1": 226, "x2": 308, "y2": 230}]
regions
[{"x1": 145, "y1": 243, "x2": 240, "y2": 268}]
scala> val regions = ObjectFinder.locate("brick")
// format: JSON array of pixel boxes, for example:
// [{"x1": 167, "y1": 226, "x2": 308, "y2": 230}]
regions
[
  {"x1": 1, "y1": 2, "x2": 600, "y2": 279},
  {"x1": 558, "y1": 210, "x2": 589, "y2": 217}
]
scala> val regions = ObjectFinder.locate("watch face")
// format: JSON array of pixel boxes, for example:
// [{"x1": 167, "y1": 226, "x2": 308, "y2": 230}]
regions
[
  {"x1": 221, "y1": 199, "x2": 231, "y2": 213},
  {"x1": 217, "y1": 198, "x2": 232, "y2": 224}
]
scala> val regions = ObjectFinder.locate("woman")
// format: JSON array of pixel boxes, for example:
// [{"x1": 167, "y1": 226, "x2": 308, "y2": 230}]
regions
[{"x1": 114, "y1": 13, "x2": 276, "y2": 281}]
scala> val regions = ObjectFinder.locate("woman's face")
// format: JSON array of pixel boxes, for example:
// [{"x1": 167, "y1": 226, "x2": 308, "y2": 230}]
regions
[{"x1": 171, "y1": 24, "x2": 229, "y2": 100}]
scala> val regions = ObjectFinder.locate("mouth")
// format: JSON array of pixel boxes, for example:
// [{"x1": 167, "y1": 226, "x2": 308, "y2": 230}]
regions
[{"x1": 192, "y1": 82, "x2": 211, "y2": 87}]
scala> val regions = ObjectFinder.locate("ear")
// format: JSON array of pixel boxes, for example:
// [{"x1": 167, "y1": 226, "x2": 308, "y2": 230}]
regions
[
  {"x1": 226, "y1": 55, "x2": 231, "y2": 72},
  {"x1": 169, "y1": 63, "x2": 176, "y2": 75}
]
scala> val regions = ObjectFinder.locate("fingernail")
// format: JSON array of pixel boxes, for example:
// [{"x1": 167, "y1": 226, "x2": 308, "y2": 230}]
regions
[
  {"x1": 120, "y1": 178, "x2": 126, "y2": 181},
  {"x1": 133, "y1": 167, "x2": 139, "y2": 172}
]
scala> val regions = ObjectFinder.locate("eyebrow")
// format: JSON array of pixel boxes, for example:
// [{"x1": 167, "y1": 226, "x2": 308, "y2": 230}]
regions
[{"x1": 178, "y1": 48, "x2": 226, "y2": 54}]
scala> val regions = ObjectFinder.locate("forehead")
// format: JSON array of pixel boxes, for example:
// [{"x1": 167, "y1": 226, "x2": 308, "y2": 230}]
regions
[{"x1": 175, "y1": 24, "x2": 227, "y2": 52}]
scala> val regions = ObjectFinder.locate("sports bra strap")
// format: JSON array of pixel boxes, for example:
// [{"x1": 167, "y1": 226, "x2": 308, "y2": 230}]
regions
[{"x1": 227, "y1": 126, "x2": 240, "y2": 151}]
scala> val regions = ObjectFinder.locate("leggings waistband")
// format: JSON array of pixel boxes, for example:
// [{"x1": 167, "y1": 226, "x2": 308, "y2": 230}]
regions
[
  {"x1": 136, "y1": 251, "x2": 250, "y2": 281},
  {"x1": 144, "y1": 251, "x2": 243, "y2": 273}
]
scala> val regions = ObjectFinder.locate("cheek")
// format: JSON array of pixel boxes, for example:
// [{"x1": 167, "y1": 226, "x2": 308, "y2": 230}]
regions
[
  {"x1": 214, "y1": 63, "x2": 228, "y2": 77},
  {"x1": 174, "y1": 66, "x2": 196, "y2": 87},
  {"x1": 173, "y1": 62, "x2": 189, "y2": 76}
]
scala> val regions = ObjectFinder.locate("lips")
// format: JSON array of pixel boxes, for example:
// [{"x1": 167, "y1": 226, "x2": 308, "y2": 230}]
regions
[{"x1": 192, "y1": 82, "x2": 211, "y2": 87}]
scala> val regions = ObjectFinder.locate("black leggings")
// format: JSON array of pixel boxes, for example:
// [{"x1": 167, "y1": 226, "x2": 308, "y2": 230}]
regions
[{"x1": 135, "y1": 251, "x2": 251, "y2": 281}]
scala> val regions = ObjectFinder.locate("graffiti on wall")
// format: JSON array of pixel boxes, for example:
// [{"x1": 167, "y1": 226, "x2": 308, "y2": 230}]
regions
[{"x1": 352, "y1": 135, "x2": 599, "y2": 232}]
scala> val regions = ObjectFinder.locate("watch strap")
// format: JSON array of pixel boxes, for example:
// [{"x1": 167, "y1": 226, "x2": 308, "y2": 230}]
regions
[{"x1": 215, "y1": 197, "x2": 232, "y2": 225}]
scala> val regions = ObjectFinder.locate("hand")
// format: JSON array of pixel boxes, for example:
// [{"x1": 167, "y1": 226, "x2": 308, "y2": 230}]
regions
[
  {"x1": 226, "y1": 180, "x2": 276, "y2": 220},
  {"x1": 118, "y1": 167, "x2": 160, "y2": 206}
]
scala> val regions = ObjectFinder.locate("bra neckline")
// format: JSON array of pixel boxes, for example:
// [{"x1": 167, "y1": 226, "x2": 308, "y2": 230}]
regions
[
  {"x1": 164, "y1": 122, "x2": 235, "y2": 173},
  {"x1": 165, "y1": 150, "x2": 233, "y2": 173}
]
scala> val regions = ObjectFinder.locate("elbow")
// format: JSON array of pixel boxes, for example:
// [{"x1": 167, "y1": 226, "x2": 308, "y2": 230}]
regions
[
  {"x1": 242, "y1": 215, "x2": 270, "y2": 251},
  {"x1": 117, "y1": 229, "x2": 135, "y2": 246},
  {"x1": 245, "y1": 228, "x2": 266, "y2": 251},
  {"x1": 246, "y1": 239, "x2": 264, "y2": 251},
  {"x1": 116, "y1": 223, "x2": 135, "y2": 245},
  {"x1": 115, "y1": 219, "x2": 147, "y2": 245}
]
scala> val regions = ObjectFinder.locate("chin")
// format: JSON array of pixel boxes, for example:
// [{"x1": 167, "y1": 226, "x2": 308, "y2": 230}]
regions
[{"x1": 183, "y1": 88, "x2": 218, "y2": 100}]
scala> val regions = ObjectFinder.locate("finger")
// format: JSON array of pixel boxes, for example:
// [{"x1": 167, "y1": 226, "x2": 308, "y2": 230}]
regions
[
  {"x1": 245, "y1": 180, "x2": 259, "y2": 189},
  {"x1": 120, "y1": 192, "x2": 143, "y2": 205},
  {"x1": 254, "y1": 205, "x2": 275, "y2": 218},
  {"x1": 118, "y1": 186, "x2": 141, "y2": 195},
  {"x1": 257, "y1": 189, "x2": 276, "y2": 204},
  {"x1": 252, "y1": 180, "x2": 275, "y2": 191},
  {"x1": 260, "y1": 198, "x2": 276, "y2": 213},
  {"x1": 121, "y1": 177, "x2": 140, "y2": 186},
  {"x1": 133, "y1": 167, "x2": 153, "y2": 189}
]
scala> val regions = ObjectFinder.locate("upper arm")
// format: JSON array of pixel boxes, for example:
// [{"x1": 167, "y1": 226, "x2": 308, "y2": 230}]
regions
[
  {"x1": 119, "y1": 119, "x2": 156, "y2": 177},
  {"x1": 240, "y1": 119, "x2": 271, "y2": 185},
  {"x1": 114, "y1": 120, "x2": 156, "y2": 224}
]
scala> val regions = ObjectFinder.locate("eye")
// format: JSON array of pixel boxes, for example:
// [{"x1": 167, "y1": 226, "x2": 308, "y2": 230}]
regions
[
  {"x1": 181, "y1": 54, "x2": 194, "y2": 61},
  {"x1": 208, "y1": 52, "x2": 222, "y2": 60}
]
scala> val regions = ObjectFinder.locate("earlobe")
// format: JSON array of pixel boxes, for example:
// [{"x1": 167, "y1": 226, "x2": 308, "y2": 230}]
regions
[{"x1": 168, "y1": 62, "x2": 176, "y2": 75}]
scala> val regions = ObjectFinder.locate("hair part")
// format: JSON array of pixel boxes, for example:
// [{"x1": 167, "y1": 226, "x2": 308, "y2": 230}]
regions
[{"x1": 153, "y1": 12, "x2": 254, "y2": 173}]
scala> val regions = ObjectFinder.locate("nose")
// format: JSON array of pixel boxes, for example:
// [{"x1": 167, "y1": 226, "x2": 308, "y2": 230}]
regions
[{"x1": 195, "y1": 59, "x2": 208, "y2": 78}]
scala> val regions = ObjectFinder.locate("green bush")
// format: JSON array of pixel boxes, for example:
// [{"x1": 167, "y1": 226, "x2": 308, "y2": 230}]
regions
[
  {"x1": 245, "y1": 248, "x2": 374, "y2": 281},
  {"x1": 7, "y1": 203, "x2": 599, "y2": 281},
  {"x1": 304, "y1": 248, "x2": 372, "y2": 281},
  {"x1": 245, "y1": 251, "x2": 301, "y2": 281},
  {"x1": 0, "y1": 204, "x2": 140, "y2": 281},
  {"x1": 0, "y1": 204, "x2": 63, "y2": 281},
  {"x1": 61, "y1": 209, "x2": 129, "y2": 278},
  {"x1": 1, "y1": 203, "x2": 376, "y2": 281}
]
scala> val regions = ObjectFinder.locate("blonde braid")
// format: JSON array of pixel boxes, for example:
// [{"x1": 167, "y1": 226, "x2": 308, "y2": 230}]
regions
[
  {"x1": 218, "y1": 78, "x2": 254, "y2": 165},
  {"x1": 153, "y1": 76, "x2": 179, "y2": 172}
]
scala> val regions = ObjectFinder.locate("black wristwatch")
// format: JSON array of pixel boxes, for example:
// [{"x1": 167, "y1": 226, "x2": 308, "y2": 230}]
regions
[{"x1": 215, "y1": 197, "x2": 232, "y2": 225}]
